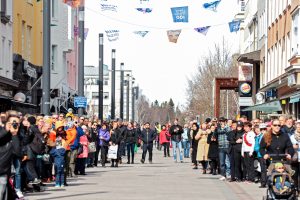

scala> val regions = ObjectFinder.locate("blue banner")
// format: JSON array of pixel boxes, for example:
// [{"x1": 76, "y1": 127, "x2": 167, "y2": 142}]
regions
[
  {"x1": 203, "y1": 0, "x2": 221, "y2": 12},
  {"x1": 194, "y1": 26, "x2": 211, "y2": 35},
  {"x1": 171, "y1": 6, "x2": 189, "y2": 23},
  {"x1": 229, "y1": 20, "x2": 241, "y2": 32},
  {"x1": 136, "y1": 8, "x2": 152, "y2": 13}
]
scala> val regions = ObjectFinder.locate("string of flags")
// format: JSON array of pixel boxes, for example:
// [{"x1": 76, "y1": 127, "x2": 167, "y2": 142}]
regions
[
  {"x1": 203, "y1": 0, "x2": 221, "y2": 12},
  {"x1": 83, "y1": 0, "x2": 241, "y2": 43}
]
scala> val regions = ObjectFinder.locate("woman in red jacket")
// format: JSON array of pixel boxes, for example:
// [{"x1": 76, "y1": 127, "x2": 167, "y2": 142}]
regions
[{"x1": 159, "y1": 125, "x2": 171, "y2": 157}]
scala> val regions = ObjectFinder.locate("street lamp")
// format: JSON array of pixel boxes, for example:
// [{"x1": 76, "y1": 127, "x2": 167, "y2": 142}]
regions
[
  {"x1": 120, "y1": 63, "x2": 124, "y2": 120},
  {"x1": 111, "y1": 49, "x2": 116, "y2": 119}
]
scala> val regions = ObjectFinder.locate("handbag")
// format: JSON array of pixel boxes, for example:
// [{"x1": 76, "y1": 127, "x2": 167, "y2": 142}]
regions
[
  {"x1": 88, "y1": 142, "x2": 96, "y2": 153},
  {"x1": 77, "y1": 143, "x2": 83, "y2": 155},
  {"x1": 108, "y1": 145, "x2": 118, "y2": 159}
]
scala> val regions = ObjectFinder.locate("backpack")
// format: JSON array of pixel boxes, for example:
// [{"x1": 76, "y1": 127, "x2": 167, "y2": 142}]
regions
[{"x1": 30, "y1": 131, "x2": 46, "y2": 155}]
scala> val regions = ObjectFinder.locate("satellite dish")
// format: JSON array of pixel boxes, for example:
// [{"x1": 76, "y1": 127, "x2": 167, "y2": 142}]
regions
[{"x1": 14, "y1": 92, "x2": 26, "y2": 103}]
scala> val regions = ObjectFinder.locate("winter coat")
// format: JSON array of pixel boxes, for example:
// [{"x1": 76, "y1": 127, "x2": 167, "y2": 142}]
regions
[
  {"x1": 124, "y1": 128, "x2": 137, "y2": 144},
  {"x1": 77, "y1": 135, "x2": 89, "y2": 158},
  {"x1": 241, "y1": 131, "x2": 255, "y2": 156},
  {"x1": 254, "y1": 133, "x2": 263, "y2": 158},
  {"x1": 159, "y1": 129, "x2": 171, "y2": 144},
  {"x1": 140, "y1": 128, "x2": 156, "y2": 144},
  {"x1": 281, "y1": 125, "x2": 295, "y2": 137},
  {"x1": 191, "y1": 129, "x2": 199, "y2": 149},
  {"x1": 169, "y1": 125, "x2": 183, "y2": 142},
  {"x1": 71, "y1": 127, "x2": 84, "y2": 151},
  {"x1": 27, "y1": 125, "x2": 46, "y2": 155},
  {"x1": 110, "y1": 128, "x2": 122, "y2": 145},
  {"x1": 50, "y1": 147, "x2": 66, "y2": 168},
  {"x1": 196, "y1": 129, "x2": 210, "y2": 161},
  {"x1": 0, "y1": 128, "x2": 21, "y2": 176},
  {"x1": 260, "y1": 131, "x2": 294, "y2": 160},
  {"x1": 227, "y1": 129, "x2": 244, "y2": 153},
  {"x1": 207, "y1": 131, "x2": 218, "y2": 159},
  {"x1": 66, "y1": 127, "x2": 77, "y2": 150},
  {"x1": 98, "y1": 128, "x2": 110, "y2": 146}
]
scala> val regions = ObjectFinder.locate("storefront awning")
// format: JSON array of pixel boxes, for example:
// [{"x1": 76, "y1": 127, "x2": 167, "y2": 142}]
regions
[
  {"x1": 242, "y1": 100, "x2": 282, "y2": 113},
  {"x1": 290, "y1": 94, "x2": 300, "y2": 104},
  {"x1": 237, "y1": 50, "x2": 261, "y2": 63}
]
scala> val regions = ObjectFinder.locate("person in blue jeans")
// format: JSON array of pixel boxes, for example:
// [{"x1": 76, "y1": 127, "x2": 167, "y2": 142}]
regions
[
  {"x1": 169, "y1": 119, "x2": 184, "y2": 163},
  {"x1": 215, "y1": 117, "x2": 231, "y2": 181},
  {"x1": 50, "y1": 137, "x2": 66, "y2": 187},
  {"x1": 182, "y1": 124, "x2": 191, "y2": 158}
]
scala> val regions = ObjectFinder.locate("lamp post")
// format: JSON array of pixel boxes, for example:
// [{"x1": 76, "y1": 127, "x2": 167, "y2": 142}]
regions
[
  {"x1": 78, "y1": 5, "x2": 85, "y2": 116},
  {"x1": 111, "y1": 49, "x2": 116, "y2": 119},
  {"x1": 41, "y1": 0, "x2": 51, "y2": 115},
  {"x1": 98, "y1": 34, "x2": 104, "y2": 121},
  {"x1": 120, "y1": 63, "x2": 124, "y2": 120}
]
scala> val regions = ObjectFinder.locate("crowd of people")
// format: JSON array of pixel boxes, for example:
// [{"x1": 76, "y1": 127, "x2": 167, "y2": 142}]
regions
[
  {"x1": 1, "y1": 108, "x2": 300, "y2": 199},
  {"x1": 155, "y1": 115, "x2": 299, "y2": 196}
]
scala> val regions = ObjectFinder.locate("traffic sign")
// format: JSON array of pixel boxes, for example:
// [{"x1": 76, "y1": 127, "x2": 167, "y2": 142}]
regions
[{"x1": 74, "y1": 97, "x2": 87, "y2": 108}]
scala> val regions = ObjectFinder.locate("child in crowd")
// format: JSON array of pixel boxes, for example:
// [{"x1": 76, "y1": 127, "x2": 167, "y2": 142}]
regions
[
  {"x1": 273, "y1": 162, "x2": 291, "y2": 194},
  {"x1": 50, "y1": 137, "x2": 66, "y2": 187}
]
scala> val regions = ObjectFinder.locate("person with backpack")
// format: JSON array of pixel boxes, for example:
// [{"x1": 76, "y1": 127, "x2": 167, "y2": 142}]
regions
[
  {"x1": 159, "y1": 125, "x2": 171, "y2": 157},
  {"x1": 22, "y1": 116, "x2": 44, "y2": 185}
]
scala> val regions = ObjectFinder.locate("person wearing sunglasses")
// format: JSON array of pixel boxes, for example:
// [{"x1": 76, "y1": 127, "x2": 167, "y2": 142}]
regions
[{"x1": 260, "y1": 119, "x2": 294, "y2": 164}]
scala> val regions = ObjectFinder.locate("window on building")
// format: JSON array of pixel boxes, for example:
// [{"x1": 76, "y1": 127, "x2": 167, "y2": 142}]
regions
[
  {"x1": 26, "y1": 26, "x2": 32, "y2": 61},
  {"x1": 240, "y1": 0, "x2": 245, "y2": 12},
  {"x1": 52, "y1": 0, "x2": 58, "y2": 19},
  {"x1": 292, "y1": 10, "x2": 299, "y2": 56},
  {"x1": 92, "y1": 92, "x2": 99, "y2": 99},
  {"x1": 104, "y1": 92, "x2": 109, "y2": 99},
  {"x1": 21, "y1": 21, "x2": 25, "y2": 56},
  {"x1": 104, "y1": 77, "x2": 109, "y2": 85},
  {"x1": 0, "y1": 37, "x2": 4, "y2": 74},
  {"x1": 51, "y1": 45, "x2": 57, "y2": 71}
]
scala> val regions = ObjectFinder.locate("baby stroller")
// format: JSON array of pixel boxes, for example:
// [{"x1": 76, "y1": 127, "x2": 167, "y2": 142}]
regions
[{"x1": 263, "y1": 154, "x2": 297, "y2": 200}]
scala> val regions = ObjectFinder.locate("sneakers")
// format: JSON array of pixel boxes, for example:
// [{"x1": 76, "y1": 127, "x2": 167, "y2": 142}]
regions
[
  {"x1": 60, "y1": 185, "x2": 65, "y2": 188},
  {"x1": 219, "y1": 176, "x2": 226, "y2": 181},
  {"x1": 30, "y1": 178, "x2": 41, "y2": 185},
  {"x1": 55, "y1": 184, "x2": 60, "y2": 188},
  {"x1": 140, "y1": 159, "x2": 145, "y2": 164},
  {"x1": 16, "y1": 190, "x2": 24, "y2": 198}
]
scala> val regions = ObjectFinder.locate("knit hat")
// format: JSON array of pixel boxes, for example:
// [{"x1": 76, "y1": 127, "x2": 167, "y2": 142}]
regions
[
  {"x1": 55, "y1": 121, "x2": 65, "y2": 130},
  {"x1": 27, "y1": 116, "x2": 36, "y2": 125},
  {"x1": 275, "y1": 162, "x2": 284, "y2": 169}
]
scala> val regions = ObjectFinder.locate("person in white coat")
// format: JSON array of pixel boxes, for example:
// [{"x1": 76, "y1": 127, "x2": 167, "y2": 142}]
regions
[{"x1": 241, "y1": 122, "x2": 256, "y2": 182}]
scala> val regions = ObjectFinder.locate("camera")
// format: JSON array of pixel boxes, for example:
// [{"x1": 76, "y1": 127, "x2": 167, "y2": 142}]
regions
[{"x1": 12, "y1": 120, "x2": 18, "y2": 130}]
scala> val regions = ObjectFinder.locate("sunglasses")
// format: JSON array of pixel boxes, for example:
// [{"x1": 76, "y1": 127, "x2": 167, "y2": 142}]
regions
[{"x1": 273, "y1": 124, "x2": 281, "y2": 127}]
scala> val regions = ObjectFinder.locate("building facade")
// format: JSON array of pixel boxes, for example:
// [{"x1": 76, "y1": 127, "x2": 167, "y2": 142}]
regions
[
  {"x1": 0, "y1": 0, "x2": 16, "y2": 103},
  {"x1": 11, "y1": 0, "x2": 43, "y2": 113}
]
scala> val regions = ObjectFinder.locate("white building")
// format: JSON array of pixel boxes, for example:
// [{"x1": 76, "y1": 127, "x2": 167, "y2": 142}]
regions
[
  {"x1": 0, "y1": 0, "x2": 15, "y2": 97},
  {"x1": 84, "y1": 64, "x2": 136, "y2": 120},
  {"x1": 50, "y1": 0, "x2": 74, "y2": 113}
]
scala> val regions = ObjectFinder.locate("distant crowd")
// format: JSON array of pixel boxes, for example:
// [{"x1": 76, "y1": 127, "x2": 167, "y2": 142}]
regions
[{"x1": 1, "y1": 108, "x2": 300, "y2": 199}]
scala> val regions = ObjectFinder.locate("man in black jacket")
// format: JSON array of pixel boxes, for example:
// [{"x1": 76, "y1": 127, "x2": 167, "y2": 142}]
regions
[
  {"x1": 140, "y1": 122, "x2": 156, "y2": 164},
  {"x1": 169, "y1": 119, "x2": 184, "y2": 163},
  {"x1": 0, "y1": 112, "x2": 21, "y2": 200}
]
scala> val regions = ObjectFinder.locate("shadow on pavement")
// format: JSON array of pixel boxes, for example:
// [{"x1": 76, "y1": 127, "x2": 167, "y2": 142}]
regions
[{"x1": 34, "y1": 191, "x2": 109, "y2": 200}]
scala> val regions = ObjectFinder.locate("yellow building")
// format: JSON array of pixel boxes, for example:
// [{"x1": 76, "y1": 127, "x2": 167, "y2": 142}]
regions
[
  {"x1": 13, "y1": 0, "x2": 43, "y2": 67},
  {"x1": 10, "y1": 0, "x2": 43, "y2": 113}
]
